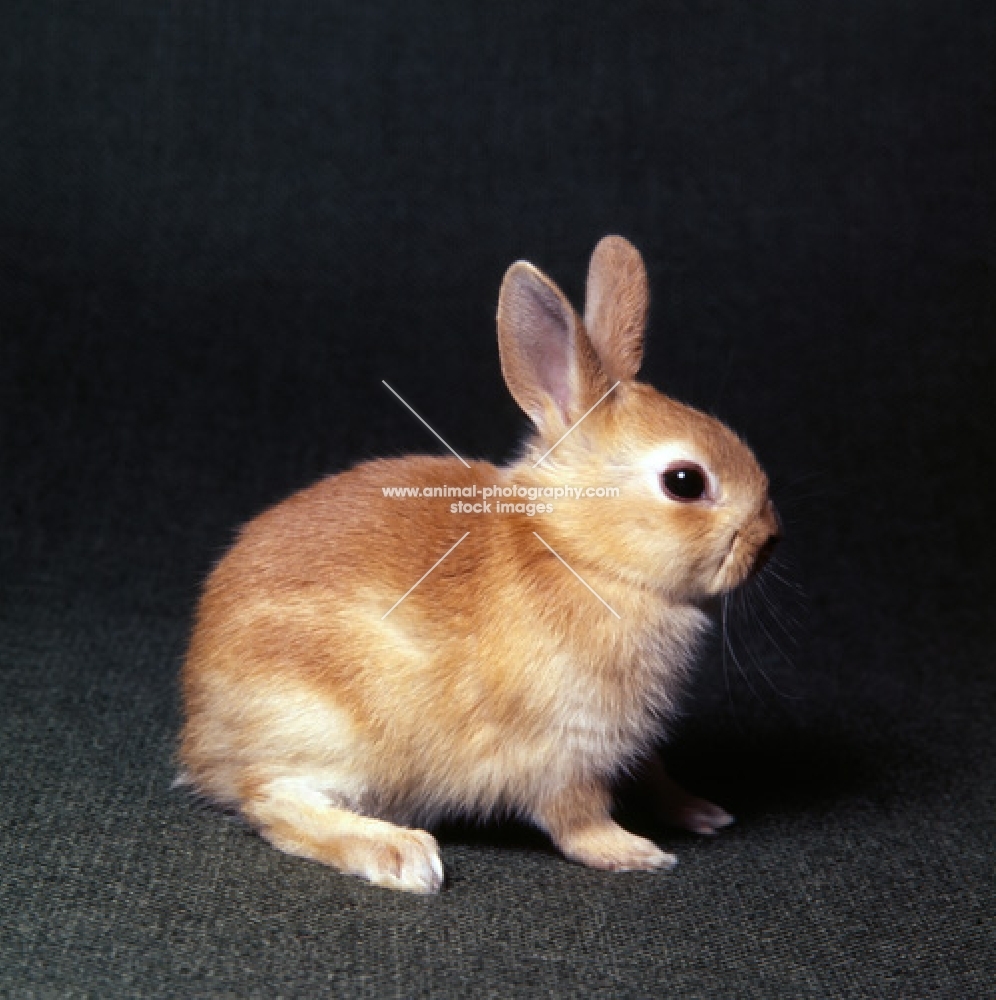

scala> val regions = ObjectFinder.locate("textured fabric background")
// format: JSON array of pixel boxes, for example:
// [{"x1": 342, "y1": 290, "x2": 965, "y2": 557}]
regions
[{"x1": 1, "y1": 2, "x2": 993, "y2": 997}]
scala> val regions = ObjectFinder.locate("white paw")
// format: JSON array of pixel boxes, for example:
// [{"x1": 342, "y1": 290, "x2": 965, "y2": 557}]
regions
[
  {"x1": 363, "y1": 829, "x2": 445, "y2": 894},
  {"x1": 560, "y1": 823, "x2": 678, "y2": 872},
  {"x1": 609, "y1": 834, "x2": 678, "y2": 872}
]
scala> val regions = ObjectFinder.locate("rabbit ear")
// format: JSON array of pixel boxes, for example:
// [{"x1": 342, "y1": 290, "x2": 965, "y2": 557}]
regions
[
  {"x1": 497, "y1": 261, "x2": 609, "y2": 433},
  {"x1": 583, "y1": 235, "x2": 649, "y2": 381}
]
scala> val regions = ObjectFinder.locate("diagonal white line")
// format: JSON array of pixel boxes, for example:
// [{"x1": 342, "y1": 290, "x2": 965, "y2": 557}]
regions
[
  {"x1": 382, "y1": 380, "x2": 471, "y2": 468},
  {"x1": 532, "y1": 532, "x2": 621, "y2": 619},
  {"x1": 381, "y1": 531, "x2": 471, "y2": 620},
  {"x1": 532, "y1": 381, "x2": 621, "y2": 468}
]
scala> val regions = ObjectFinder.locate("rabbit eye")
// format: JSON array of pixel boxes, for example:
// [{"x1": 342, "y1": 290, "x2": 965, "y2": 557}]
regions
[{"x1": 661, "y1": 464, "x2": 708, "y2": 502}]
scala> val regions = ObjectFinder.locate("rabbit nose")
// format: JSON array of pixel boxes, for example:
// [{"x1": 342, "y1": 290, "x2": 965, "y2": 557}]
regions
[{"x1": 751, "y1": 500, "x2": 782, "y2": 575}]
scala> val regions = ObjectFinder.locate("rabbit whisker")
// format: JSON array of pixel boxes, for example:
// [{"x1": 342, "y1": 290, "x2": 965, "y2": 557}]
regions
[
  {"x1": 735, "y1": 584, "x2": 802, "y2": 702},
  {"x1": 721, "y1": 591, "x2": 766, "y2": 705},
  {"x1": 753, "y1": 572, "x2": 804, "y2": 644}
]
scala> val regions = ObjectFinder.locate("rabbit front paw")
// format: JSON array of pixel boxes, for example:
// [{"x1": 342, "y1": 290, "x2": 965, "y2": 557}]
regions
[
  {"x1": 638, "y1": 756, "x2": 735, "y2": 836},
  {"x1": 556, "y1": 820, "x2": 677, "y2": 872},
  {"x1": 661, "y1": 795, "x2": 735, "y2": 836}
]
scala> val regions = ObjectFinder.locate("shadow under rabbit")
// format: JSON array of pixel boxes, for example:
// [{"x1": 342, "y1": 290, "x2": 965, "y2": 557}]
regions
[{"x1": 425, "y1": 725, "x2": 879, "y2": 867}]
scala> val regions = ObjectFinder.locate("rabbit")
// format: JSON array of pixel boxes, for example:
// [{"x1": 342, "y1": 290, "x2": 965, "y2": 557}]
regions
[{"x1": 177, "y1": 235, "x2": 780, "y2": 893}]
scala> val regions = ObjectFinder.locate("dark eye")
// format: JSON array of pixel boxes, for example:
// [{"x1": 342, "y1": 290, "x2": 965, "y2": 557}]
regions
[{"x1": 661, "y1": 464, "x2": 708, "y2": 502}]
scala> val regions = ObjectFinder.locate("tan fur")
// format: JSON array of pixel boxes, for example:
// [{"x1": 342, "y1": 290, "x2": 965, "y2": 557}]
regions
[
  {"x1": 584, "y1": 234, "x2": 649, "y2": 381},
  {"x1": 178, "y1": 235, "x2": 779, "y2": 892}
]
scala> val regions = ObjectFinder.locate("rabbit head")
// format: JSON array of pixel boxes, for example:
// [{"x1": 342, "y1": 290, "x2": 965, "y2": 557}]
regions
[{"x1": 497, "y1": 235, "x2": 780, "y2": 603}]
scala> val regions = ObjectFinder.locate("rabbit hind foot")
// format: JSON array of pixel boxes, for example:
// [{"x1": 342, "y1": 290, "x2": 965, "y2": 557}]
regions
[{"x1": 240, "y1": 774, "x2": 444, "y2": 894}]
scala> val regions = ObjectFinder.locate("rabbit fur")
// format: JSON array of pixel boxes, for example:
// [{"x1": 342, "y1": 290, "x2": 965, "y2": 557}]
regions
[{"x1": 178, "y1": 236, "x2": 780, "y2": 893}]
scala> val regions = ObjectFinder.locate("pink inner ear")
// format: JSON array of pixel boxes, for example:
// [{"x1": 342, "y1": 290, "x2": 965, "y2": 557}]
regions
[{"x1": 510, "y1": 277, "x2": 575, "y2": 422}]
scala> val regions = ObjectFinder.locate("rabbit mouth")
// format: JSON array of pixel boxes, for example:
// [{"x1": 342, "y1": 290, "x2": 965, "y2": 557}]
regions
[
  {"x1": 713, "y1": 530, "x2": 774, "y2": 593},
  {"x1": 750, "y1": 534, "x2": 780, "y2": 577},
  {"x1": 712, "y1": 532, "x2": 746, "y2": 593}
]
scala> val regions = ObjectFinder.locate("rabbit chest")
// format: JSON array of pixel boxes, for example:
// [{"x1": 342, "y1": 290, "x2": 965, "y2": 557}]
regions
[{"x1": 522, "y1": 602, "x2": 711, "y2": 781}]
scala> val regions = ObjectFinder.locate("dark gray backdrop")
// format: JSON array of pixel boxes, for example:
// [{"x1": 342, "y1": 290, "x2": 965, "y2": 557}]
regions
[{"x1": 1, "y1": 2, "x2": 993, "y2": 997}]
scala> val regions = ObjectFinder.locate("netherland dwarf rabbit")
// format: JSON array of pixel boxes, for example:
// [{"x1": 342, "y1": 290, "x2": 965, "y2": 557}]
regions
[{"x1": 178, "y1": 236, "x2": 780, "y2": 893}]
